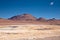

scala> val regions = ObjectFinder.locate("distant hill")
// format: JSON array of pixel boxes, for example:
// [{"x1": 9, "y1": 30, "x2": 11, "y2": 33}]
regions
[
  {"x1": 37, "y1": 17, "x2": 47, "y2": 22},
  {"x1": 47, "y1": 18, "x2": 60, "y2": 25},
  {"x1": 0, "y1": 13, "x2": 60, "y2": 25},
  {"x1": 8, "y1": 14, "x2": 36, "y2": 21}
]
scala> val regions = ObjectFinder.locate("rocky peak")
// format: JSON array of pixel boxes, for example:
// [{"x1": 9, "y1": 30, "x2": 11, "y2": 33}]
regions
[
  {"x1": 8, "y1": 13, "x2": 36, "y2": 21},
  {"x1": 37, "y1": 17, "x2": 46, "y2": 21}
]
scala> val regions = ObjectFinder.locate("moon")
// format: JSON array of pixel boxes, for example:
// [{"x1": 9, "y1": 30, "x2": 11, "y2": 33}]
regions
[{"x1": 50, "y1": 2, "x2": 54, "y2": 5}]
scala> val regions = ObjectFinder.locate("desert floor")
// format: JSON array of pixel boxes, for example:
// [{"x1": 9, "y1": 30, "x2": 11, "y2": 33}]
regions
[{"x1": 0, "y1": 25, "x2": 60, "y2": 40}]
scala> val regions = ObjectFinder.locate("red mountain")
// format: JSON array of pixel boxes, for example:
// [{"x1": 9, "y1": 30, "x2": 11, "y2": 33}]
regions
[
  {"x1": 47, "y1": 18, "x2": 60, "y2": 25},
  {"x1": 9, "y1": 14, "x2": 36, "y2": 21},
  {"x1": 0, "y1": 14, "x2": 60, "y2": 25},
  {"x1": 37, "y1": 17, "x2": 47, "y2": 22}
]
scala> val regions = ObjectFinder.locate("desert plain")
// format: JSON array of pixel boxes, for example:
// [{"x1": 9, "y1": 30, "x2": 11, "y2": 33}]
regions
[{"x1": 0, "y1": 24, "x2": 60, "y2": 40}]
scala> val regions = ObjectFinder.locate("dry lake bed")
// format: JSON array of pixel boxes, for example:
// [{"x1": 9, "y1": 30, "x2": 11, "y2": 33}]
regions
[{"x1": 0, "y1": 25, "x2": 60, "y2": 40}]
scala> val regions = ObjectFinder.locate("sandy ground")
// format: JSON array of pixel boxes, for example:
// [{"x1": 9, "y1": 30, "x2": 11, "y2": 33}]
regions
[{"x1": 0, "y1": 25, "x2": 60, "y2": 40}]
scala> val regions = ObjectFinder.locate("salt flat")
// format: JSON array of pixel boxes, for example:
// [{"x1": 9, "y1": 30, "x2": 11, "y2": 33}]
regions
[{"x1": 0, "y1": 25, "x2": 60, "y2": 40}]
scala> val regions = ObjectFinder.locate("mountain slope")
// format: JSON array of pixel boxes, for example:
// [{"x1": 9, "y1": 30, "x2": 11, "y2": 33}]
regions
[
  {"x1": 0, "y1": 14, "x2": 60, "y2": 25},
  {"x1": 9, "y1": 14, "x2": 36, "y2": 21}
]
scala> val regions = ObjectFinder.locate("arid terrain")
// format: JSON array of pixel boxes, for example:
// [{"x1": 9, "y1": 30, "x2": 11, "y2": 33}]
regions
[
  {"x1": 0, "y1": 25, "x2": 60, "y2": 40},
  {"x1": 0, "y1": 14, "x2": 60, "y2": 40}
]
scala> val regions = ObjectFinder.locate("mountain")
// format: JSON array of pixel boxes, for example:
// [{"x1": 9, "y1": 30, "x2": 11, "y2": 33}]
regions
[
  {"x1": 37, "y1": 17, "x2": 47, "y2": 22},
  {"x1": 9, "y1": 14, "x2": 36, "y2": 21},
  {"x1": 47, "y1": 18, "x2": 60, "y2": 25},
  {"x1": 0, "y1": 14, "x2": 60, "y2": 25}
]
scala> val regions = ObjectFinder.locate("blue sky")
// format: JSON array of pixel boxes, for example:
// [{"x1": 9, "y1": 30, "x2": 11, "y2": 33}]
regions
[{"x1": 0, "y1": 0, "x2": 60, "y2": 19}]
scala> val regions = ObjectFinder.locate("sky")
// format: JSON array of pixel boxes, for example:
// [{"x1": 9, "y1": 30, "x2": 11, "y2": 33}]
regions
[{"x1": 0, "y1": 0, "x2": 60, "y2": 19}]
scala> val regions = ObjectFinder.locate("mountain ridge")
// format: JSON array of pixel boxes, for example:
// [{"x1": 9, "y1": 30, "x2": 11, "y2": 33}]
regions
[{"x1": 0, "y1": 13, "x2": 60, "y2": 25}]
